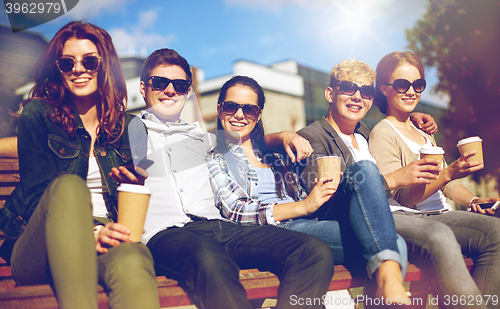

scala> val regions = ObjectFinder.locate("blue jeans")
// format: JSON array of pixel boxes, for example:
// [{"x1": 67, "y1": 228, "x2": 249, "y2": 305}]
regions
[
  {"x1": 283, "y1": 161, "x2": 405, "y2": 277},
  {"x1": 281, "y1": 218, "x2": 407, "y2": 278},
  {"x1": 394, "y1": 210, "x2": 500, "y2": 309}
]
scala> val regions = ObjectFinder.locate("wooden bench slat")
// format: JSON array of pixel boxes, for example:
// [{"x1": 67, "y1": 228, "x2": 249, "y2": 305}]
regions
[
  {"x1": 0, "y1": 280, "x2": 16, "y2": 288},
  {"x1": 0, "y1": 173, "x2": 20, "y2": 181},
  {"x1": 0, "y1": 264, "x2": 437, "y2": 308},
  {"x1": 0, "y1": 250, "x2": 477, "y2": 309},
  {"x1": 0, "y1": 157, "x2": 19, "y2": 210},
  {"x1": 0, "y1": 159, "x2": 19, "y2": 171},
  {"x1": 0, "y1": 187, "x2": 17, "y2": 197},
  {"x1": 0, "y1": 266, "x2": 12, "y2": 277}
]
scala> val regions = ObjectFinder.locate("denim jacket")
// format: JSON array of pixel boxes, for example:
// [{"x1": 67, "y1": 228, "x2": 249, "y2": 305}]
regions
[{"x1": 0, "y1": 99, "x2": 147, "y2": 239}]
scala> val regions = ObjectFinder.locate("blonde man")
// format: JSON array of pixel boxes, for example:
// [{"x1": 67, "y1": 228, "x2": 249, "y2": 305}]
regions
[{"x1": 295, "y1": 59, "x2": 439, "y2": 301}]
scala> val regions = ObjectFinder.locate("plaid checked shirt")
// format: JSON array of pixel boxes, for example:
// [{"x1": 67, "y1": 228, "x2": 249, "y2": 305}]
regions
[{"x1": 207, "y1": 141, "x2": 306, "y2": 226}]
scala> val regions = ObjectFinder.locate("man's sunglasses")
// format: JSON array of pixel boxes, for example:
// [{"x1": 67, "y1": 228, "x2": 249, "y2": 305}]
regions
[
  {"x1": 219, "y1": 101, "x2": 261, "y2": 119},
  {"x1": 56, "y1": 55, "x2": 101, "y2": 74},
  {"x1": 147, "y1": 76, "x2": 191, "y2": 94},
  {"x1": 334, "y1": 81, "x2": 375, "y2": 100},
  {"x1": 386, "y1": 78, "x2": 426, "y2": 93}
]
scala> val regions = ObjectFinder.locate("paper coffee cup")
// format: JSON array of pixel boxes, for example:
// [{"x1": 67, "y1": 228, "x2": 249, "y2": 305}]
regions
[
  {"x1": 419, "y1": 146, "x2": 445, "y2": 173},
  {"x1": 117, "y1": 184, "x2": 151, "y2": 242},
  {"x1": 315, "y1": 156, "x2": 342, "y2": 186},
  {"x1": 457, "y1": 136, "x2": 483, "y2": 163},
  {"x1": 419, "y1": 146, "x2": 444, "y2": 161}
]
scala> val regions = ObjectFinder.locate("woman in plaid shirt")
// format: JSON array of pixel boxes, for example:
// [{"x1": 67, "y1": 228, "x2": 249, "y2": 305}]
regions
[{"x1": 207, "y1": 75, "x2": 409, "y2": 304}]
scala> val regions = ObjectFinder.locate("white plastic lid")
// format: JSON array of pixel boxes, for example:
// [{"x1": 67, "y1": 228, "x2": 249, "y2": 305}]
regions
[
  {"x1": 419, "y1": 146, "x2": 444, "y2": 155},
  {"x1": 457, "y1": 136, "x2": 482, "y2": 146},
  {"x1": 117, "y1": 183, "x2": 151, "y2": 195},
  {"x1": 315, "y1": 156, "x2": 342, "y2": 161}
]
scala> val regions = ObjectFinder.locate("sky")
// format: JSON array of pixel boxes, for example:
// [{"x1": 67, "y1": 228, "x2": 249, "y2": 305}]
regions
[{"x1": 0, "y1": 0, "x2": 449, "y2": 107}]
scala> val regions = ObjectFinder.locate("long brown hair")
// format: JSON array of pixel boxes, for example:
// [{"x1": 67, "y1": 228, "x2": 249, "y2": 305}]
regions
[
  {"x1": 374, "y1": 51, "x2": 425, "y2": 114},
  {"x1": 27, "y1": 21, "x2": 127, "y2": 144}
]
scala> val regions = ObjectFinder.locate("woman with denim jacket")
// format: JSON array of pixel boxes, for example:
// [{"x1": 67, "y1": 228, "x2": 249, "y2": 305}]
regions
[
  {"x1": 207, "y1": 75, "x2": 410, "y2": 303},
  {"x1": 0, "y1": 21, "x2": 159, "y2": 309}
]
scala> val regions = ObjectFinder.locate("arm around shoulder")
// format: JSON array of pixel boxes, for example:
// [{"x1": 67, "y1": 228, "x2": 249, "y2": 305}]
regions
[
  {"x1": 263, "y1": 131, "x2": 312, "y2": 163},
  {"x1": 295, "y1": 128, "x2": 329, "y2": 194}
]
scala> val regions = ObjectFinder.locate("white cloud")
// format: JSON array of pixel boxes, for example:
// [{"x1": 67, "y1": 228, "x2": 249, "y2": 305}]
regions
[
  {"x1": 108, "y1": 28, "x2": 175, "y2": 57},
  {"x1": 139, "y1": 10, "x2": 157, "y2": 29},
  {"x1": 65, "y1": 0, "x2": 133, "y2": 19}
]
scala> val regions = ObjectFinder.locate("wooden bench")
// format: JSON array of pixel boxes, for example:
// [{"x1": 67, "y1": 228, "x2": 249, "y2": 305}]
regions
[{"x1": 0, "y1": 157, "x2": 473, "y2": 308}]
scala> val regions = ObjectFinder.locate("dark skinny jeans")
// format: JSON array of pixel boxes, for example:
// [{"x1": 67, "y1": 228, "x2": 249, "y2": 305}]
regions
[{"x1": 147, "y1": 219, "x2": 334, "y2": 309}]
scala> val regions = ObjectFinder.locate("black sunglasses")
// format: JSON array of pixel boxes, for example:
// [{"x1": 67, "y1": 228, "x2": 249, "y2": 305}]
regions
[
  {"x1": 386, "y1": 78, "x2": 426, "y2": 93},
  {"x1": 219, "y1": 101, "x2": 261, "y2": 119},
  {"x1": 334, "y1": 81, "x2": 375, "y2": 100},
  {"x1": 147, "y1": 76, "x2": 191, "y2": 94},
  {"x1": 56, "y1": 54, "x2": 101, "y2": 74}
]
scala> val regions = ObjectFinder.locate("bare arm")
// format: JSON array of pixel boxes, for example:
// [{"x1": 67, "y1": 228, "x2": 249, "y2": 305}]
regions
[
  {"x1": 273, "y1": 177, "x2": 336, "y2": 221},
  {"x1": 410, "y1": 112, "x2": 437, "y2": 135},
  {"x1": 369, "y1": 125, "x2": 439, "y2": 207},
  {"x1": 208, "y1": 150, "x2": 335, "y2": 223},
  {"x1": 383, "y1": 158, "x2": 440, "y2": 191},
  {"x1": 408, "y1": 150, "x2": 483, "y2": 205},
  {"x1": 263, "y1": 131, "x2": 312, "y2": 163}
]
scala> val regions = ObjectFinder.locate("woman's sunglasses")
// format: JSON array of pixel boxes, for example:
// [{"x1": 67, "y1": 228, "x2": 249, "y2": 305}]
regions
[
  {"x1": 147, "y1": 76, "x2": 191, "y2": 94},
  {"x1": 56, "y1": 55, "x2": 101, "y2": 74},
  {"x1": 386, "y1": 78, "x2": 426, "y2": 93},
  {"x1": 334, "y1": 81, "x2": 375, "y2": 100},
  {"x1": 219, "y1": 101, "x2": 261, "y2": 119}
]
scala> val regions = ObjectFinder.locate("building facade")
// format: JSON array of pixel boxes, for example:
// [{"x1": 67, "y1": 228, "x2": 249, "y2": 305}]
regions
[
  {"x1": 197, "y1": 60, "x2": 306, "y2": 133},
  {"x1": 0, "y1": 25, "x2": 47, "y2": 137}
]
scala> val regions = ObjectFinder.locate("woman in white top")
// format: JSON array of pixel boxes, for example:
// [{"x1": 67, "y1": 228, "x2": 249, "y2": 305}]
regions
[{"x1": 370, "y1": 51, "x2": 500, "y2": 309}]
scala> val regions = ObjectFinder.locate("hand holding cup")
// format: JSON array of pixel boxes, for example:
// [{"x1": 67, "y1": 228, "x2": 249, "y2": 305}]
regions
[
  {"x1": 457, "y1": 137, "x2": 483, "y2": 164},
  {"x1": 419, "y1": 146, "x2": 444, "y2": 174},
  {"x1": 315, "y1": 156, "x2": 342, "y2": 188},
  {"x1": 117, "y1": 184, "x2": 151, "y2": 243}
]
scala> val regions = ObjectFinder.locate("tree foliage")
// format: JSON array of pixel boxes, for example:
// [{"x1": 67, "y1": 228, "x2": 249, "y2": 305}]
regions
[{"x1": 407, "y1": 0, "x2": 500, "y2": 190}]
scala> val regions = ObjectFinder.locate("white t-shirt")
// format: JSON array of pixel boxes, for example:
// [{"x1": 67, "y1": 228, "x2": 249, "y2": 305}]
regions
[
  {"x1": 337, "y1": 132, "x2": 377, "y2": 164},
  {"x1": 87, "y1": 157, "x2": 112, "y2": 218},
  {"x1": 141, "y1": 111, "x2": 224, "y2": 245}
]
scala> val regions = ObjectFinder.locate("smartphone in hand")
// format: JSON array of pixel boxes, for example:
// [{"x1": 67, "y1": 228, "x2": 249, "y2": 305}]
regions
[
  {"x1": 122, "y1": 158, "x2": 154, "y2": 177},
  {"x1": 478, "y1": 201, "x2": 500, "y2": 210},
  {"x1": 136, "y1": 158, "x2": 154, "y2": 170}
]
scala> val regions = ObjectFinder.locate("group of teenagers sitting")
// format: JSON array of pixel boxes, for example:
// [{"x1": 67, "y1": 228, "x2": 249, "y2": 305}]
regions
[{"x1": 0, "y1": 21, "x2": 499, "y2": 309}]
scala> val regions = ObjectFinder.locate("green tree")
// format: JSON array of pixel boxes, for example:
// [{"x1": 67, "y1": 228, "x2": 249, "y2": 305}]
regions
[{"x1": 407, "y1": 0, "x2": 500, "y2": 192}]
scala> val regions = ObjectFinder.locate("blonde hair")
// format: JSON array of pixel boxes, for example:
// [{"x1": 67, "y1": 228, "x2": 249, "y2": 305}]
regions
[{"x1": 329, "y1": 59, "x2": 376, "y2": 87}]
